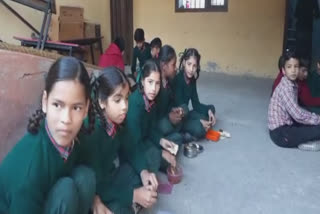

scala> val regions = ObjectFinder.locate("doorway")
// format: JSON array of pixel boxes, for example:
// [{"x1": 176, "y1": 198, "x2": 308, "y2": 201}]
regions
[
  {"x1": 110, "y1": 0, "x2": 133, "y2": 65},
  {"x1": 283, "y1": 0, "x2": 320, "y2": 61}
]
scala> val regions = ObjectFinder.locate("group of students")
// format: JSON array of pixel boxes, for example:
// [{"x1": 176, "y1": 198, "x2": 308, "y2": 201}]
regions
[
  {"x1": 3, "y1": 26, "x2": 320, "y2": 214},
  {"x1": 0, "y1": 28, "x2": 216, "y2": 214},
  {"x1": 268, "y1": 51, "x2": 320, "y2": 151},
  {"x1": 99, "y1": 29, "x2": 162, "y2": 79}
]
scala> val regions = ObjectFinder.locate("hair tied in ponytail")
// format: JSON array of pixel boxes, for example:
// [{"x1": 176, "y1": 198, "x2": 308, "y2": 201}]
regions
[{"x1": 90, "y1": 70, "x2": 103, "y2": 87}]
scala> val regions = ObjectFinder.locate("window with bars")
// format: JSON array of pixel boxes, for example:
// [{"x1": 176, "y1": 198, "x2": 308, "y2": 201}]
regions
[{"x1": 175, "y1": 0, "x2": 228, "y2": 12}]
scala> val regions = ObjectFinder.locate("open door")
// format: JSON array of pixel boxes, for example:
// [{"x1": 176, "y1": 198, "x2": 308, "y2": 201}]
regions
[
  {"x1": 283, "y1": 0, "x2": 320, "y2": 60},
  {"x1": 282, "y1": 0, "x2": 297, "y2": 54},
  {"x1": 110, "y1": 0, "x2": 133, "y2": 65}
]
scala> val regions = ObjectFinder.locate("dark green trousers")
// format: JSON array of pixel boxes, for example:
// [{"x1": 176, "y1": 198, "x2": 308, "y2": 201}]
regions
[
  {"x1": 157, "y1": 117, "x2": 184, "y2": 145},
  {"x1": 182, "y1": 105, "x2": 215, "y2": 139},
  {"x1": 107, "y1": 164, "x2": 142, "y2": 214},
  {"x1": 144, "y1": 142, "x2": 175, "y2": 174},
  {"x1": 157, "y1": 104, "x2": 189, "y2": 145},
  {"x1": 44, "y1": 165, "x2": 96, "y2": 214}
]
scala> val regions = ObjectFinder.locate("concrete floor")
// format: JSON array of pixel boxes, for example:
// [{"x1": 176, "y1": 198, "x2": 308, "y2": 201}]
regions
[{"x1": 141, "y1": 72, "x2": 320, "y2": 214}]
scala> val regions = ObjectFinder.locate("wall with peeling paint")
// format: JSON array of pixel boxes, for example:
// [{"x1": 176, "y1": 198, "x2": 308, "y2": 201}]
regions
[
  {"x1": 0, "y1": 0, "x2": 111, "y2": 49},
  {"x1": 133, "y1": 0, "x2": 285, "y2": 77}
]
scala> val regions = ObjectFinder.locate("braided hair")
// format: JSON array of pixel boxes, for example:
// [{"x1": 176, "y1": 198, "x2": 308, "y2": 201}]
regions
[
  {"x1": 27, "y1": 109, "x2": 46, "y2": 134},
  {"x1": 27, "y1": 57, "x2": 95, "y2": 134},
  {"x1": 90, "y1": 67, "x2": 129, "y2": 129},
  {"x1": 178, "y1": 48, "x2": 201, "y2": 80}
]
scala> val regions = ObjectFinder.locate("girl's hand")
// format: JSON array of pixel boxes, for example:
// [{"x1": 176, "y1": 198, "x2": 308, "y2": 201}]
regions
[
  {"x1": 200, "y1": 119, "x2": 211, "y2": 132},
  {"x1": 162, "y1": 150, "x2": 177, "y2": 168},
  {"x1": 160, "y1": 138, "x2": 176, "y2": 152},
  {"x1": 133, "y1": 185, "x2": 157, "y2": 208},
  {"x1": 208, "y1": 110, "x2": 216, "y2": 126},
  {"x1": 93, "y1": 195, "x2": 113, "y2": 214},
  {"x1": 140, "y1": 170, "x2": 158, "y2": 191}
]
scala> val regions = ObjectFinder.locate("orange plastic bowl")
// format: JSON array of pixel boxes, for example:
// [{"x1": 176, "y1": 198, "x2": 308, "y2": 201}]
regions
[{"x1": 206, "y1": 130, "x2": 221, "y2": 142}]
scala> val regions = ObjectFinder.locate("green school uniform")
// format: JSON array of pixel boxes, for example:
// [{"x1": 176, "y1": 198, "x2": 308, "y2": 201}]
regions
[
  {"x1": 173, "y1": 71, "x2": 216, "y2": 139},
  {"x1": 126, "y1": 90, "x2": 165, "y2": 172},
  {"x1": 131, "y1": 42, "x2": 152, "y2": 75},
  {"x1": 0, "y1": 123, "x2": 83, "y2": 214},
  {"x1": 157, "y1": 80, "x2": 174, "y2": 118},
  {"x1": 78, "y1": 118, "x2": 147, "y2": 210},
  {"x1": 156, "y1": 79, "x2": 186, "y2": 145}
]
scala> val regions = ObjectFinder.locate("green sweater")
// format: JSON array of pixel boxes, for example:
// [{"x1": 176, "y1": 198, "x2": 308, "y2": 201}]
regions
[
  {"x1": 174, "y1": 71, "x2": 215, "y2": 115},
  {"x1": 126, "y1": 90, "x2": 163, "y2": 150},
  {"x1": 0, "y1": 123, "x2": 80, "y2": 214},
  {"x1": 156, "y1": 80, "x2": 174, "y2": 120},
  {"x1": 131, "y1": 42, "x2": 152, "y2": 75},
  {"x1": 78, "y1": 118, "x2": 147, "y2": 207}
]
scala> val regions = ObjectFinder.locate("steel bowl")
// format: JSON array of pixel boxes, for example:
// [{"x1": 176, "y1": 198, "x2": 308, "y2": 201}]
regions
[{"x1": 183, "y1": 143, "x2": 198, "y2": 158}]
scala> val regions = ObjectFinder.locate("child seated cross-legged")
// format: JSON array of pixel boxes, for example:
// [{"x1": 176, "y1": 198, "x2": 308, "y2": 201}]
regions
[
  {"x1": 79, "y1": 67, "x2": 158, "y2": 214},
  {"x1": 173, "y1": 48, "x2": 216, "y2": 140},
  {"x1": 268, "y1": 51, "x2": 320, "y2": 151},
  {"x1": 126, "y1": 59, "x2": 178, "y2": 173},
  {"x1": 156, "y1": 45, "x2": 186, "y2": 146},
  {"x1": 271, "y1": 57, "x2": 320, "y2": 114}
]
